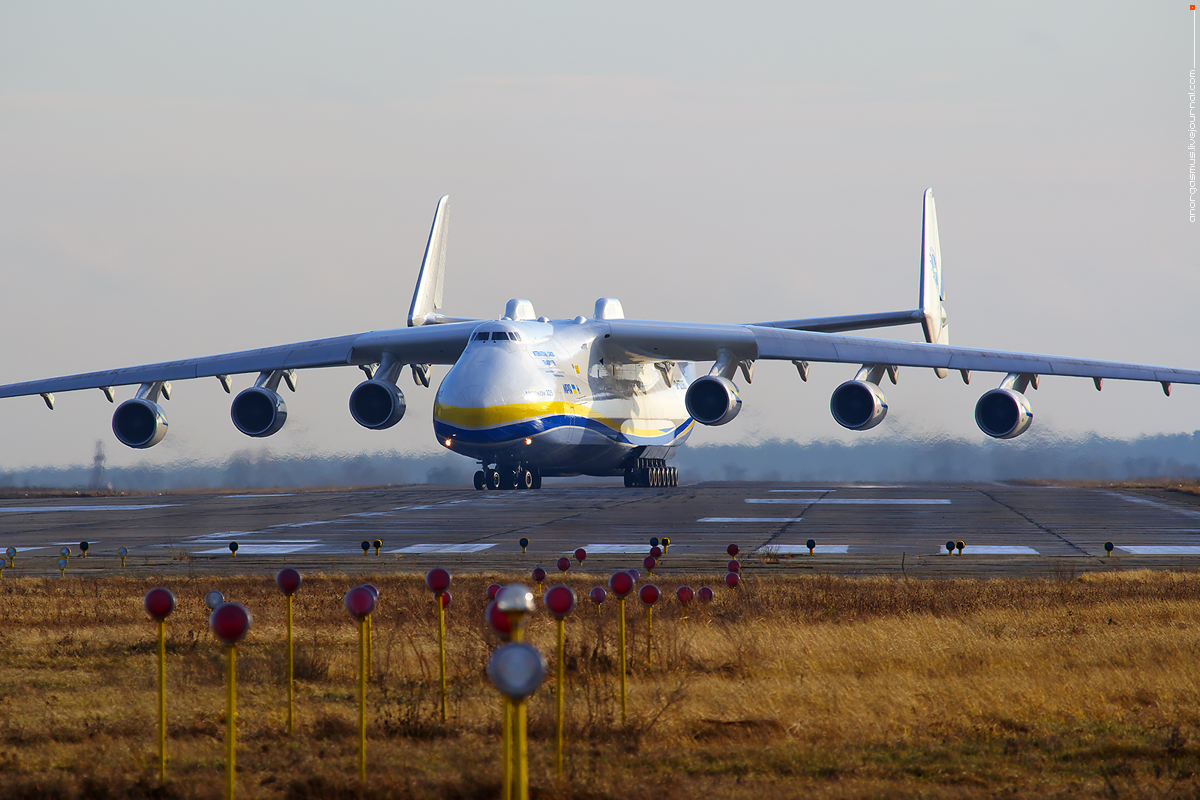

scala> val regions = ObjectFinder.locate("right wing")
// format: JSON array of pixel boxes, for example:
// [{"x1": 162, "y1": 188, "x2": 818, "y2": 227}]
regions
[{"x1": 0, "y1": 322, "x2": 479, "y2": 402}]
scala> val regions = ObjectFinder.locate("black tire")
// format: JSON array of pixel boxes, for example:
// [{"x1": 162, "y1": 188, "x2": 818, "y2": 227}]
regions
[
  {"x1": 486, "y1": 470, "x2": 501, "y2": 490},
  {"x1": 474, "y1": 471, "x2": 486, "y2": 491},
  {"x1": 623, "y1": 471, "x2": 633, "y2": 488},
  {"x1": 518, "y1": 468, "x2": 534, "y2": 490},
  {"x1": 531, "y1": 469, "x2": 542, "y2": 489}
]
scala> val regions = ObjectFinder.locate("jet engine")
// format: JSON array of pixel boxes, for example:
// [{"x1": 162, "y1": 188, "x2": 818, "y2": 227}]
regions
[
  {"x1": 685, "y1": 376, "x2": 742, "y2": 426},
  {"x1": 830, "y1": 380, "x2": 888, "y2": 431},
  {"x1": 112, "y1": 398, "x2": 168, "y2": 449},
  {"x1": 974, "y1": 388, "x2": 1033, "y2": 439},
  {"x1": 230, "y1": 387, "x2": 288, "y2": 438},
  {"x1": 349, "y1": 379, "x2": 406, "y2": 430}
]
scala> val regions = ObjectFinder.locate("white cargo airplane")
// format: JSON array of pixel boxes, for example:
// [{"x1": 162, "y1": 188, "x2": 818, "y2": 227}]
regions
[{"x1": 2, "y1": 191, "x2": 1198, "y2": 490}]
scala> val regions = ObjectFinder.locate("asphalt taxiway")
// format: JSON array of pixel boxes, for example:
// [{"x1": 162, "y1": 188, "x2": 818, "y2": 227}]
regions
[{"x1": 3, "y1": 481, "x2": 1200, "y2": 579}]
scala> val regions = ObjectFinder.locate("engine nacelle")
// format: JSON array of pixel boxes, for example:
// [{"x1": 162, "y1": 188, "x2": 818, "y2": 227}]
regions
[
  {"x1": 112, "y1": 398, "x2": 168, "y2": 449},
  {"x1": 830, "y1": 380, "x2": 889, "y2": 431},
  {"x1": 230, "y1": 387, "x2": 288, "y2": 438},
  {"x1": 685, "y1": 375, "x2": 742, "y2": 426},
  {"x1": 349, "y1": 379, "x2": 406, "y2": 430},
  {"x1": 975, "y1": 388, "x2": 1033, "y2": 439}
]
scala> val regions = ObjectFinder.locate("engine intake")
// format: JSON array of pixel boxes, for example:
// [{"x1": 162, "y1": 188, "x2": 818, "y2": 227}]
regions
[
  {"x1": 975, "y1": 388, "x2": 1033, "y2": 439},
  {"x1": 112, "y1": 399, "x2": 168, "y2": 449},
  {"x1": 830, "y1": 380, "x2": 888, "y2": 431},
  {"x1": 685, "y1": 376, "x2": 742, "y2": 426},
  {"x1": 231, "y1": 387, "x2": 288, "y2": 438},
  {"x1": 349, "y1": 380, "x2": 406, "y2": 430}
]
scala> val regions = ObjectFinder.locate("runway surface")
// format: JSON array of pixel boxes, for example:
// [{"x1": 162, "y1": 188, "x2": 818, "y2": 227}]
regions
[{"x1": 3, "y1": 482, "x2": 1200, "y2": 579}]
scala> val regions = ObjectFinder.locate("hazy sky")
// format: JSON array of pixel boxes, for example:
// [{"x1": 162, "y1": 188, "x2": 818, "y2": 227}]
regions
[{"x1": 0, "y1": 2, "x2": 1196, "y2": 471}]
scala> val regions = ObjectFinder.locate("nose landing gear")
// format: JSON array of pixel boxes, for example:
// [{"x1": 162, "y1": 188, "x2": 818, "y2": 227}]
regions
[{"x1": 474, "y1": 464, "x2": 542, "y2": 490}]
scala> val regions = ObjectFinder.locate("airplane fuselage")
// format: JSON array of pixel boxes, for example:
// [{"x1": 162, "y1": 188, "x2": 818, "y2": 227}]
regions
[{"x1": 432, "y1": 319, "x2": 695, "y2": 476}]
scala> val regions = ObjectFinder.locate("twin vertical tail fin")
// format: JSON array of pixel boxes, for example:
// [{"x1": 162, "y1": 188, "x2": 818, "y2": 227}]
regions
[
  {"x1": 918, "y1": 188, "x2": 949, "y2": 377},
  {"x1": 408, "y1": 195, "x2": 450, "y2": 327}
]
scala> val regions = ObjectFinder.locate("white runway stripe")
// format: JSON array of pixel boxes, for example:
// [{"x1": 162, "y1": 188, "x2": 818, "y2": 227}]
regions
[
  {"x1": 699, "y1": 517, "x2": 802, "y2": 523},
  {"x1": 766, "y1": 544, "x2": 850, "y2": 554},
  {"x1": 746, "y1": 498, "x2": 951, "y2": 505},
  {"x1": 941, "y1": 546, "x2": 1039, "y2": 555},
  {"x1": 1117, "y1": 546, "x2": 1200, "y2": 555},
  {"x1": 390, "y1": 543, "x2": 497, "y2": 554},
  {"x1": 577, "y1": 544, "x2": 654, "y2": 554},
  {"x1": 767, "y1": 489, "x2": 832, "y2": 493},
  {"x1": 0, "y1": 504, "x2": 177, "y2": 513},
  {"x1": 198, "y1": 543, "x2": 322, "y2": 555}
]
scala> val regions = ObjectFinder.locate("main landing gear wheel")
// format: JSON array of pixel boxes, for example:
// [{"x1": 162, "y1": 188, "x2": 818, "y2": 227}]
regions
[
  {"x1": 473, "y1": 471, "x2": 486, "y2": 491},
  {"x1": 531, "y1": 469, "x2": 542, "y2": 489},
  {"x1": 485, "y1": 469, "x2": 502, "y2": 490},
  {"x1": 518, "y1": 467, "x2": 534, "y2": 490}
]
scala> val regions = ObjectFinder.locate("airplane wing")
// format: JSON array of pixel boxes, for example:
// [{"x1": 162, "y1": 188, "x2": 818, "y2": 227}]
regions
[
  {"x1": 602, "y1": 319, "x2": 1200, "y2": 388},
  {"x1": 0, "y1": 322, "x2": 479, "y2": 402}
]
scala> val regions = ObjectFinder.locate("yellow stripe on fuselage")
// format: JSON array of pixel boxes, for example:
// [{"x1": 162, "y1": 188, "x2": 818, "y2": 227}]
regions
[{"x1": 433, "y1": 401, "x2": 679, "y2": 439}]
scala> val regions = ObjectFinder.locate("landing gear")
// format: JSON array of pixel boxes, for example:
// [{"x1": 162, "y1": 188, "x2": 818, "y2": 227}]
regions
[
  {"x1": 477, "y1": 463, "x2": 542, "y2": 490},
  {"x1": 624, "y1": 458, "x2": 678, "y2": 488}
]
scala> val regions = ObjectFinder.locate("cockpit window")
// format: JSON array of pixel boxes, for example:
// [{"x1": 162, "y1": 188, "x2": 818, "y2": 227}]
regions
[
  {"x1": 490, "y1": 331, "x2": 521, "y2": 341},
  {"x1": 473, "y1": 332, "x2": 488, "y2": 341}
]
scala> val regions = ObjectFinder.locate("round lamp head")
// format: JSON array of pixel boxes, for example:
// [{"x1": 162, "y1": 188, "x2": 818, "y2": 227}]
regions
[
  {"x1": 726, "y1": 543, "x2": 739, "y2": 557},
  {"x1": 496, "y1": 584, "x2": 535, "y2": 615},
  {"x1": 440, "y1": 591, "x2": 452, "y2": 609},
  {"x1": 144, "y1": 588, "x2": 176, "y2": 621},
  {"x1": 343, "y1": 585, "x2": 377, "y2": 620},
  {"x1": 210, "y1": 602, "x2": 252, "y2": 645},
  {"x1": 425, "y1": 568, "x2": 451, "y2": 593},
  {"x1": 79, "y1": 541, "x2": 89, "y2": 552},
  {"x1": 275, "y1": 568, "x2": 302, "y2": 596},
  {"x1": 806, "y1": 538, "x2": 816, "y2": 550},
  {"x1": 4, "y1": 547, "x2": 14, "y2": 558},
  {"x1": 57, "y1": 557, "x2": 67, "y2": 569},
  {"x1": 626, "y1": 569, "x2": 640, "y2": 582},
  {"x1": 589, "y1": 586, "x2": 607, "y2": 606},
  {"x1": 649, "y1": 546, "x2": 662, "y2": 559},
  {"x1": 698, "y1": 586, "x2": 714, "y2": 603},
  {"x1": 946, "y1": 541, "x2": 955, "y2": 553},
  {"x1": 724, "y1": 572, "x2": 740, "y2": 589},
  {"x1": 361, "y1": 540, "x2": 370, "y2": 553},
  {"x1": 649, "y1": 537, "x2": 660, "y2": 548},
  {"x1": 608, "y1": 571, "x2": 634, "y2": 598},
  {"x1": 638, "y1": 584, "x2": 660, "y2": 605},
  {"x1": 487, "y1": 583, "x2": 502, "y2": 600},
  {"x1": 643, "y1": 556, "x2": 657, "y2": 572},
  {"x1": 532, "y1": 567, "x2": 547, "y2": 583},
  {"x1": 486, "y1": 600, "x2": 513, "y2": 640},
  {"x1": 676, "y1": 585, "x2": 694, "y2": 605},
  {"x1": 60, "y1": 547, "x2": 70, "y2": 558},
  {"x1": 727, "y1": 559, "x2": 741, "y2": 573},
  {"x1": 544, "y1": 585, "x2": 577, "y2": 618},
  {"x1": 487, "y1": 642, "x2": 546, "y2": 700},
  {"x1": 228, "y1": 542, "x2": 238, "y2": 554},
  {"x1": 556, "y1": 557, "x2": 570, "y2": 573},
  {"x1": 519, "y1": 537, "x2": 530, "y2": 550},
  {"x1": 372, "y1": 538, "x2": 382, "y2": 549},
  {"x1": 204, "y1": 590, "x2": 225, "y2": 610},
  {"x1": 574, "y1": 548, "x2": 586, "y2": 564},
  {"x1": 117, "y1": 546, "x2": 128, "y2": 557},
  {"x1": 1104, "y1": 541, "x2": 1114, "y2": 552}
]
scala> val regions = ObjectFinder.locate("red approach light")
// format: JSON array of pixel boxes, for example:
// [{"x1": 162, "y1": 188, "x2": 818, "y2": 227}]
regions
[
  {"x1": 425, "y1": 568, "x2": 451, "y2": 594},
  {"x1": 638, "y1": 584, "x2": 660, "y2": 605},
  {"x1": 574, "y1": 548, "x2": 587, "y2": 565},
  {"x1": 143, "y1": 588, "x2": 176, "y2": 621},
  {"x1": 626, "y1": 568, "x2": 640, "y2": 582},
  {"x1": 210, "y1": 602, "x2": 252, "y2": 645},
  {"x1": 589, "y1": 586, "x2": 607, "y2": 606},
  {"x1": 643, "y1": 556, "x2": 657, "y2": 572},
  {"x1": 608, "y1": 571, "x2": 634, "y2": 598},
  {"x1": 698, "y1": 586, "x2": 714, "y2": 603},
  {"x1": 440, "y1": 591, "x2": 452, "y2": 609},
  {"x1": 343, "y1": 585, "x2": 377, "y2": 620},
  {"x1": 544, "y1": 585, "x2": 577, "y2": 618},
  {"x1": 556, "y1": 557, "x2": 571, "y2": 573},
  {"x1": 727, "y1": 543, "x2": 739, "y2": 557},
  {"x1": 532, "y1": 567, "x2": 547, "y2": 583},
  {"x1": 275, "y1": 568, "x2": 302, "y2": 596},
  {"x1": 649, "y1": 546, "x2": 662, "y2": 559},
  {"x1": 724, "y1": 572, "x2": 740, "y2": 589},
  {"x1": 676, "y1": 585, "x2": 694, "y2": 605},
  {"x1": 727, "y1": 559, "x2": 741, "y2": 573},
  {"x1": 487, "y1": 583, "x2": 502, "y2": 600},
  {"x1": 486, "y1": 600, "x2": 513, "y2": 640}
]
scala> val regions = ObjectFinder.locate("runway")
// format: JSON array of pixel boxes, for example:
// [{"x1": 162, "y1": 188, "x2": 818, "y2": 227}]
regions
[{"x1": 3, "y1": 482, "x2": 1200, "y2": 578}]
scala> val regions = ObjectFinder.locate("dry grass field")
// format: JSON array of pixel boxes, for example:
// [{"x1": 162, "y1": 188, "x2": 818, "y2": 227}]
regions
[{"x1": 1, "y1": 569, "x2": 1199, "y2": 798}]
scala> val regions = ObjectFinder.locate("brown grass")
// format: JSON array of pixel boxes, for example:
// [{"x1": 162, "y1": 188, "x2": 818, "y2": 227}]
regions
[{"x1": 0, "y1": 571, "x2": 1199, "y2": 797}]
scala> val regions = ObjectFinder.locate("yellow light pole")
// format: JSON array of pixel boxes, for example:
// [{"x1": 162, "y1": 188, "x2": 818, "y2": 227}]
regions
[
  {"x1": 485, "y1": 600, "x2": 514, "y2": 800},
  {"x1": 608, "y1": 572, "x2": 634, "y2": 725},
  {"x1": 363, "y1": 584, "x2": 380, "y2": 683},
  {"x1": 118, "y1": 546, "x2": 128, "y2": 568},
  {"x1": 143, "y1": 588, "x2": 176, "y2": 783},
  {"x1": 275, "y1": 569, "x2": 303, "y2": 735},
  {"x1": 639, "y1": 584, "x2": 660, "y2": 668},
  {"x1": 496, "y1": 585, "x2": 536, "y2": 800},
  {"x1": 209, "y1": 602, "x2": 252, "y2": 800},
  {"x1": 344, "y1": 586, "x2": 377, "y2": 785},
  {"x1": 425, "y1": 569, "x2": 452, "y2": 723},
  {"x1": 544, "y1": 585, "x2": 577, "y2": 781}
]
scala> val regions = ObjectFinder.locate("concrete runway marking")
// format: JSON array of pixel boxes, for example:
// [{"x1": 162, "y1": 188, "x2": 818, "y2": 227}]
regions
[
  {"x1": 1102, "y1": 491, "x2": 1200, "y2": 519},
  {"x1": 1117, "y1": 546, "x2": 1200, "y2": 555},
  {"x1": 767, "y1": 489, "x2": 832, "y2": 493},
  {"x1": 767, "y1": 544, "x2": 850, "y2": 554},
  {"x1": 220, "y1": 494, "x2": 297, "y2": 499},
  {"x1": 579, "y1": 544, "x2": 655, "y2": 554},
  {"x1": 699, "y1": 517, "x2": 802, "y2": 523},
  {"x1": 746, "y1": 498, "x2": 951, "y2": 505},
  {"x1": 198, "y1": 543, "x2": 322, "y2": 555},
  {"x1": 0, "y1": 504, "x2": 178, "y2": 513},
  {"x1": 390, "y1": 543, "x2": 498, "y2": 554},
  {"x1": 940, "y1": 546, "x2": 1040, "y2": 555}
]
